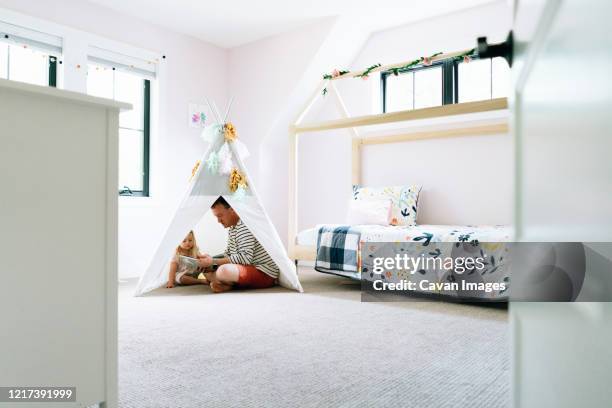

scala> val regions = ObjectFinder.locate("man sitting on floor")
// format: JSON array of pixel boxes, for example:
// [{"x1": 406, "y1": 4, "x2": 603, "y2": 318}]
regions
[{"x1": 197, "y1": 196, "x2": 279, "y2": 293}]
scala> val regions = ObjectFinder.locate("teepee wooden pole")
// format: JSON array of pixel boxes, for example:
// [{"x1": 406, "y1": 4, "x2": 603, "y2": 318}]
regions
[
  {"x1": 223, "y1": 96, "x2": 234, "y2": 123},
  {"x1": 205, "y1": 97, "x2": 222, "y2": 123},
  {"x1": 212, "y1": 101, "x2": 223, "y2": 124}
]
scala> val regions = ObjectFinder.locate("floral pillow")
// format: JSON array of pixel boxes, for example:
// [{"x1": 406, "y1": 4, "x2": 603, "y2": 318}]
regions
[{"x1": 352, "y1": 185, "x2": 421, "y2": 226}]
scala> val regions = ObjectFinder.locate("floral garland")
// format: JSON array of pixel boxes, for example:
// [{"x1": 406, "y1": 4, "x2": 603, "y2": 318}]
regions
[
  {"x1": 322, "y1": 69, "x2": 350, "y2": 95},
  {"x1": 388, "y1": 52, "x2": 442, "y2": 76},
  {"x1": 355, "y1": 63, "x2": 382, "y2": 79},
  {"x1": 320, "y1": 50, "x2": 476, "y2": 95},
  {"x1": 323, "y1": 69, "x2": 350, "y2": 80},
  {"x1": 451, "y1": 48, "x2": 475, "y2": 63}
]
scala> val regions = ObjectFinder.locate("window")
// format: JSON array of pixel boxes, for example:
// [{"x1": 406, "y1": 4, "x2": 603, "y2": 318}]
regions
[
  {"x1": 458, "y1": 57, "x2": 510, "y2": 103},
  {"x1": 382, "y1": 55, "x2": 509, "y2": 113},
  {"x1": 414, "y1": 66, "x2": 442, "y2": 109},
  {"x1": 87, "y1": 63, "x2": 151, "y2": 197},
  {"x1": 0, "y1": 42, "x2": 57, "y2": 87}
]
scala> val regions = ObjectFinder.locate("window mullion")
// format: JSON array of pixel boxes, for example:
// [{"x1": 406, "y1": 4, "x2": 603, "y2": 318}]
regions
[
  {"x1": 48, "y1": 56, "x2": 57, "y2": 87},
  {"x1": 142, "y1": 79, "x2": 151, "y2": 197},
  {"x1": 442, "y1": 60, "x2": 454, "y2": 105}
]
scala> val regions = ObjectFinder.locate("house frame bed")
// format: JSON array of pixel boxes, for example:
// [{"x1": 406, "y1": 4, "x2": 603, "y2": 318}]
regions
[{"x1": 288, "y1": 48, "x2": 509, "y2": 262}]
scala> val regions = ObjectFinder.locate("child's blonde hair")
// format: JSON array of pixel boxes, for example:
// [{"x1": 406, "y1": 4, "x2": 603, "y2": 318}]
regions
[{"x1": 176, "y1": 230, "x2": 199, "y2": 258}]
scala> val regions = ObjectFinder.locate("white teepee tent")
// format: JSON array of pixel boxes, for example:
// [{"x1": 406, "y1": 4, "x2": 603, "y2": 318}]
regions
[{"x1": 134, "y1": 100, "x2": 302, "y2": 296}]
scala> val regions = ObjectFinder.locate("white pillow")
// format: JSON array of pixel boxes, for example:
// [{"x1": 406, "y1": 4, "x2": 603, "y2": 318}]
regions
[
  {"x1": 346, "y1": 199, "x2": 392, "y2": 225},
  {"x1": 353, "y1": 184, "x2": 421, "y2": 226}
]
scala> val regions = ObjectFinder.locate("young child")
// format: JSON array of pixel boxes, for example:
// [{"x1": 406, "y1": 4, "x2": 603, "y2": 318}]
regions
[{"x1": 166, "y1": 231, "x2": 209, "y2": 288}]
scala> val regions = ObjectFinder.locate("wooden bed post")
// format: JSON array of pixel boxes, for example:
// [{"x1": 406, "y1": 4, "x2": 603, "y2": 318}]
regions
[
  {"x1": 289, "y1": 80, "x2": 328, "y2": 260},
  {"x1": 351, "y1": 138, "x2": 361, "y2": 186},
  {"x1": 329, "y1": 83, "x2": 362, "y2": 186},
  {"x1": 288, "y1": 126, "x2": 298, "y2": 260}
]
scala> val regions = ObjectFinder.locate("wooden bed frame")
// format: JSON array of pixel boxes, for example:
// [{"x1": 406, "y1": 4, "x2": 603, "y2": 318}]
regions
[{"x1": 288, "y1": 50, "x2": 509, "y2": 262}]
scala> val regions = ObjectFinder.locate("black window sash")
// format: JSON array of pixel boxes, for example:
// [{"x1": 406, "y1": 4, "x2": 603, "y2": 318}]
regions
[{"x1": 381, "y1": 53, "x2": 483, "y2": 113}]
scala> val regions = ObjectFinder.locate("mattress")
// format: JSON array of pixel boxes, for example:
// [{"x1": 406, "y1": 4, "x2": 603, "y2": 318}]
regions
[{"x1": 299, "y1": 224, "x2": 513, "y2": 245}]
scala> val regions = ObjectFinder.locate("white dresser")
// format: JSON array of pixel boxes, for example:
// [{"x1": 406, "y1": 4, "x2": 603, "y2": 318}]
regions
[{"x1": 0, "y1": 78, "x2": 129, "y2": 408}]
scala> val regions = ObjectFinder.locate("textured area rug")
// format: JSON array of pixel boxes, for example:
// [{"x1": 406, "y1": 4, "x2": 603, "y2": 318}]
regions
[{"x1": 119, "y1": 267, "x2": 509, "y2": 407}]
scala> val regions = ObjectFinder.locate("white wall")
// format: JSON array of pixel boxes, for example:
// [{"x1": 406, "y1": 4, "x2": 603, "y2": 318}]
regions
[
  {"x1": 306, "y1": 2, "x2": 513, "y2": 228},
  {"x1": 0, "y1": 0, "x2": 229, "y2": 278},
  {"x1": 228, "y1": 19, "x2": 336, "y2": 178},
  {"x1": 233, "y1": 2, "x2": 513, "y2": 241}
]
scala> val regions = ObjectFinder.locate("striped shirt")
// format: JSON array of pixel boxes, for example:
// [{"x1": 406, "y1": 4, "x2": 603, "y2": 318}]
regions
[{"x1": 225, "y1": 219, "x2": 280, "y2": 279}]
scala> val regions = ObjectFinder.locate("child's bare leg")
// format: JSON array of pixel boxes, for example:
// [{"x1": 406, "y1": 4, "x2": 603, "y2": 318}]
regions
[{"x1": 179, "y1": 275, "x2": 208, "y2": 285}]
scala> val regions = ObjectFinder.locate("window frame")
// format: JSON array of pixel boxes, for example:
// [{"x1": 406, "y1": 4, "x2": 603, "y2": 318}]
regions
[
  {"x1": 117, "y1": 77, "x2": 151, "y2": 198},
  {"x1": 1, "y1": 41, "x2": 58, "y2": 87},
  {"x1": 381, "y1": 52, "x2": 493, "y2": 113}
]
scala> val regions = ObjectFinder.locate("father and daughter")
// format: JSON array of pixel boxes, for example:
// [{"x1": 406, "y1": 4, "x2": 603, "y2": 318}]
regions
[{"x1": 166, "y1": 196, "x2": 279, "y2": 293}]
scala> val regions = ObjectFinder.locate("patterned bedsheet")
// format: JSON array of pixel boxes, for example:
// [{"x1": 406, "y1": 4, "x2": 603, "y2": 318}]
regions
[{"x1": 315, "y1": 224, "x2": 513, "y2": 299}]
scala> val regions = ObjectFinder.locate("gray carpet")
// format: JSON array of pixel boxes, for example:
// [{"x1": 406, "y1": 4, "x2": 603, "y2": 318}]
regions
[{"x1": 119, "y1": 267, "x2": 509, "y2": 408}]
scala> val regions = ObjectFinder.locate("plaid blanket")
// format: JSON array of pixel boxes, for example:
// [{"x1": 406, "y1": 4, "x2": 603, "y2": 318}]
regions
[{"x1": 314, "y1": 225, "x2": 361, "y2": 278}]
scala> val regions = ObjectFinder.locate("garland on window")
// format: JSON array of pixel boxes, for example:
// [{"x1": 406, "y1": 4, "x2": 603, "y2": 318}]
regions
[
  {"x1": 323, "y1": 69, "x2": 350, "y2": 80},
  {"x1": 388, "y1": 52, "x2": 442, "y2": 76},
  {"x1": 322, "y1": 69, "x2": 350, "y2": 95},
  {"x1": 320, "y1": 50, "x2": 475, "y2": 95},
  {"x1": 451, "y1": 48, "x2": 475, "y2": 63},
  {"x1": 355, "y1": 63, "x2": 382, "y2": 79}
]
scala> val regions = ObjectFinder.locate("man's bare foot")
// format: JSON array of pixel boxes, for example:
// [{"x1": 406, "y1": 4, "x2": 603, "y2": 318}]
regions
[{"x1": 210, "y1": 281, "x2": 232, "y2": 293}]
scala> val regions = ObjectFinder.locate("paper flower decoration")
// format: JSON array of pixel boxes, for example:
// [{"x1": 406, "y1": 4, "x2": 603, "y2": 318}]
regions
[
  {"x1": 229, "y1": 168, "x2": 247, "y2": 192},
  {"x1": 463, "y1": 55, "x2": 471, "y2": 63},
  {"x1": 422, "y1": 56, "x2": 432, "y2": 66},
  {"x1": 202, "y1": 124, "x2": 223, "y2": 143},
  {"x1": 224, "y1": 122, "x2": 237, "y2": 142},
  {"x1": 232, "y1": 184, "x2": 248, "y2": 201},
  {"x1": 190, "y1": 160, "x2": 201, "y2": 180},
  {"x1": 217, "y1": 143, "x2": 233, "y2": 175},
  {"x1": 205, "y1": 152, "x2": 219, "y2": 174}
]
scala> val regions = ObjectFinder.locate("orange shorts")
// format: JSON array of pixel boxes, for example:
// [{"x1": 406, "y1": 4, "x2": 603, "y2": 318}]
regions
[{"x1": 236, "y1": 265, "x2": 276, "y2": 289}]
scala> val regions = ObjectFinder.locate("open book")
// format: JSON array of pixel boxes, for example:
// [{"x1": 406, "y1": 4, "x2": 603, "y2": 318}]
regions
[{"x1": 178, "y1": 255, "x2": 199, "y2": 271}]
